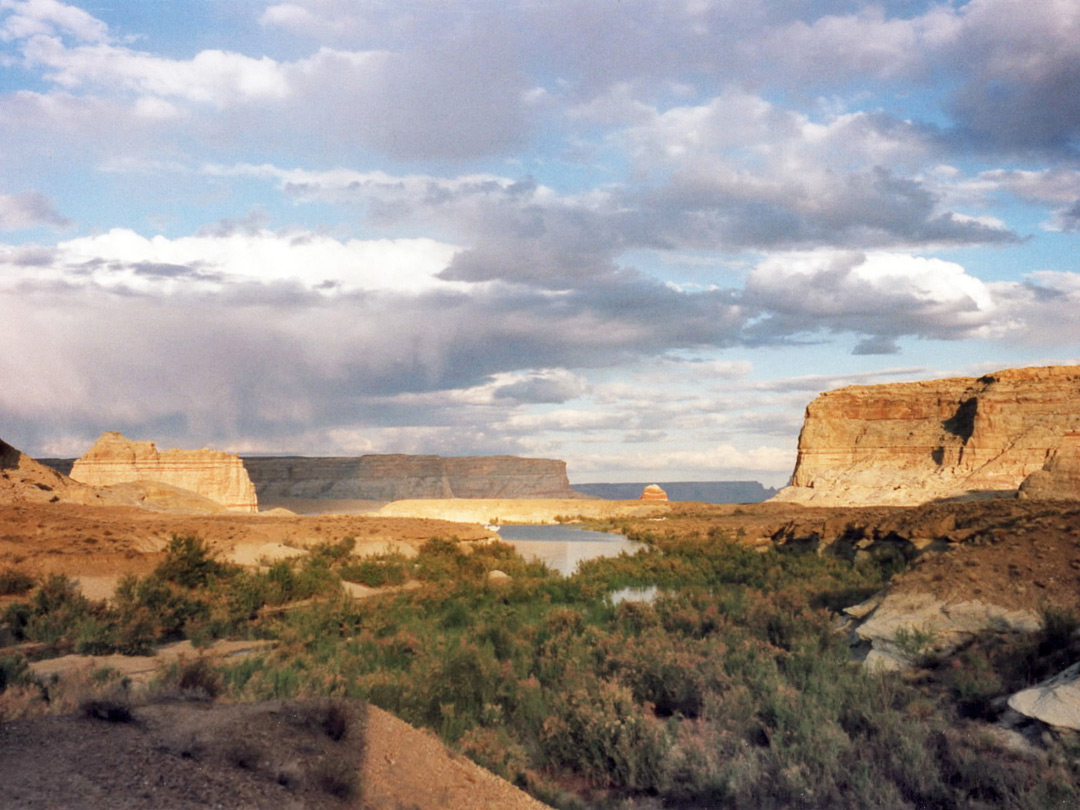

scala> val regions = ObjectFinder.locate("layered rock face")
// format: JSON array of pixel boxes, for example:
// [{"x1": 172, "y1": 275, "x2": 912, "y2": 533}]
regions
[
  {"x1": 640, "y1": 484, "x2": 669, "y2": 501},
  {"x1": 775, "y1": 365, "x2": 1080, "y2": 506},
  {"x1": 243, "y1": 455, "x2": 577, "y2": 501},
  {"x1": 1019, "y1": 432, "x2": 1080, "y2": 501},
  {"x1": 70, "y1": 432, "x2": 258, "y2": 513}
]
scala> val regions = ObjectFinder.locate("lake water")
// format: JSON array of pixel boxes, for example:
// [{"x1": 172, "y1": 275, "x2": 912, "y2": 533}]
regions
[{"x1": 496, "y1": 524, "x2": 639, "y2": 576}]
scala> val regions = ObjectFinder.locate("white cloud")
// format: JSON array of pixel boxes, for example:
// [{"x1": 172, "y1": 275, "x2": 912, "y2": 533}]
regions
[
  {"x1": 0, "y1": 0, "x2": 108, "y2": 44},
  {"x1": 1, "y1": 228, "x2": 462, "y2": 295}
]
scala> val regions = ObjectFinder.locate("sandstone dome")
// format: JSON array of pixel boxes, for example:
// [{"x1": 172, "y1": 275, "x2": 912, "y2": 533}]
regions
[{"x1": 640, "y1": 484, "x2": 669, "y2": 501}]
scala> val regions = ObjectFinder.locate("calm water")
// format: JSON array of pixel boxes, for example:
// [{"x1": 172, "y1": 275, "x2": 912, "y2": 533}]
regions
[{"x1": 496, "y1": 524, "x2": 639, "y2": 576}]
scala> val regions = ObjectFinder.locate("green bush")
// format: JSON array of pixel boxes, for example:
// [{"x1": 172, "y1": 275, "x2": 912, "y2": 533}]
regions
[
  {"x1": 340, "y1": 554, "x2": 410, "y2": 587},
  {"x1": 155, "y1": 535, "x2": 231, "y2": 588},
  {"x1": 0, "y1": 652, "x2": 31, "y2": 691},
  {"x1": 0, "y1": 568, "x2": 34, "y2": 596}
]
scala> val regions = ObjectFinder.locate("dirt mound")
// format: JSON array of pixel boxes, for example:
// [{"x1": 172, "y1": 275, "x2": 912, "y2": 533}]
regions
[
  {"x1": 0, "y1": 438, "x2": 108, "y2": 507},
  {"x1": 0, "y1": 698, "x2": 549, "y2": 809}
]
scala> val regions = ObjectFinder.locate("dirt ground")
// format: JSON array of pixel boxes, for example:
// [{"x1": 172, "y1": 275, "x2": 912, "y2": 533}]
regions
[
  {"x1": 0, "y1": 698, "x2": 549, "y2": 810},
  {"x1": 0, "y1": 501, "x2": 495, "y2": 583}
]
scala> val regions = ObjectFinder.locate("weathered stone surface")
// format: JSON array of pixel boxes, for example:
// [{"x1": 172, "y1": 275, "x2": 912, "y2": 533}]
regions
[
  {"x1": 775, "y1": 365, "x2": 1080, "y2": 506},
  {"x1": 0, "y1": 437, "x2": 105, "y2": 506},
  {"x1": 243, "y1": 454, "x2": 579, "y2": 502},
  {"x1": 1008, "y1": 662, "x2": 1080, "y2": 730},
  {"x1": 852, "y1": 591, "x2": 1040, "y2": 671},
  {"x1": 70, "y1": 432, "x2": 258, "y2": 513},
  {"x1": 1019, "y1": 432, "x2": 1080, "y2": 501},
  {"x1": 640, "y1": 484, "x2": 668, "y2": 501}
]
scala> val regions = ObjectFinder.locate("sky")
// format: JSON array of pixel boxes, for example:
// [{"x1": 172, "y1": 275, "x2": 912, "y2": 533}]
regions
[{"x1": 1, "y1": 0, "x2": 1079, "y2": 487}]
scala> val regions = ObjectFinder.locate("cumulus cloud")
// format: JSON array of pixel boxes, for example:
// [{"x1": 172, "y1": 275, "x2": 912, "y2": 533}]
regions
[
  {"x1": 0, "y1": 0, "x2": 108, "y2": 43},
  {"x1": 744, "y1": 251, "x2": 1000, "y2": 344}
]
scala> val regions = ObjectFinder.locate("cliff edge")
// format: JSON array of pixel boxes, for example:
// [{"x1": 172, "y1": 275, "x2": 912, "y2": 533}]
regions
[
  {"x1": 70, "y1": 432, "x2": 259, "y2": 513},
  {"x1": 774, "y1": 365, "x2": 1080, "y2": 506},
  {"x1": 243, "y1": 454, "x2": 579, "y2": 502}
]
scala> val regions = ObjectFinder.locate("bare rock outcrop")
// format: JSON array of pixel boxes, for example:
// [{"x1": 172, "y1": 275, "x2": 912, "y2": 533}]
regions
[
  {"x1": 70, "y1": 432, "x2": 258, "y2": 513},
  {"x1": 775, "y1": 365, "x2": 1080, "y2": 506},
  {"x1": 0, "y1": 437, "x2": 106, "y2": 506},
  {"x1": 243, "y1": 454, "x2": 579, "y2": 502},
  {"x1": 1008, "y1": 662, "x2": 1080, "y2": 731},
  {"x1": 1019, "y1": 432, "x2": 1080, "y2": 501},
  {"x1": 640, "y1": 484, "x2": 668, "y2": 501},
  {"x1": 849, "y1": 591, "x2": 1040, "y2": 671}
]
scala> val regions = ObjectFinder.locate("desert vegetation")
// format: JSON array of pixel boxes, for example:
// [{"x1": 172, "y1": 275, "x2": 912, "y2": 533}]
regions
[{"x1": 2, "y1": 515, "x2": 1079, "y2": 809}]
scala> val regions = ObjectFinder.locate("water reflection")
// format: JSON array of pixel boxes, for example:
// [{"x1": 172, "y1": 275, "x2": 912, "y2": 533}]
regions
[
  {"x1": 496, "y1": 524, "x2": 638, "y2": 577},
  {"x1": 610, "y1": 586, "x2": 659, "y2": 605}
]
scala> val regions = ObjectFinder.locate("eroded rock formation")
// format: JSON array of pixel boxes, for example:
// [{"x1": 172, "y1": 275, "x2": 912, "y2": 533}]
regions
[
  {"x1": 774, "y1": 365, "x2": 1080, "y2": 506},
  {"x1": 70, "y1": 432, "x2": 258, "y2": 513},
  {"x1": 0, "y1": 437, "x2": 104, "y2": 506},
  {"x1": 243, "y1": 454, "x2": 578, "y2": 502},
  {"x1": 1019, "y1": 432, "x2": 1080, "y2": 501},
  {"x1": 640, "y1": 484, "x2": 668, "y2": 501}
]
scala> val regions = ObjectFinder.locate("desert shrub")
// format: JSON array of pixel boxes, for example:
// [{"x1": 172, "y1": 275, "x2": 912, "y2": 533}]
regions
[
  {"x1": 413, "y1": 537, "x2": 469, "y2": 581},
  {"x1": 893, "y1": 625, "x2": 938, "y2": 665},
  {"x1": 174, "y1": 657, "x2": 224, "y2": 700},
  {"x1": 2, "y1": 600, "x2": 32, "y2": 641},
  {"x1": 290, "y1": 556, "x2": 343, "y2": 600},
  {"x1": 1038, "y1": 604, "x2": 1079, "y2": 654},
  {"x1": 114, "y1": 573, "x2": 210, "y2": 640},
  {"x1": 309, "y1": 536, "x2": 357, "y2": 565},
  {"x1": 155, "y1": 534, "x2": 232, "y2": 589},
  {"x1": 339, "y1": 553, "x2": 410, "y2": 587},
  {"x1": 540, "y1": 678, "x2": 670, "y2": 791},
  {"x1": 458, "y1": 726, "x2": 529, "y2": 781},
  {"x1": 19, "y1": 574, "x2": 97, "y2": 647},
  {"x1": 73, "y1": 615, "x2": 117, "y2": 655},
  {"x1": 0, "y1": 568, "x2": 34, "y2": 596},
  {"x1": 81, "y1": 694, "x2": 134, "y2": 722},
  {"x1": 0, "y1": 653, "x2": 31, "y2": 691}
]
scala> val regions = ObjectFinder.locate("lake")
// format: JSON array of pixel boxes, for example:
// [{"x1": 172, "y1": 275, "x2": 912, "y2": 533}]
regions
[{"x1": 495, "y1": 524, "x2": 639, "y2": 576}]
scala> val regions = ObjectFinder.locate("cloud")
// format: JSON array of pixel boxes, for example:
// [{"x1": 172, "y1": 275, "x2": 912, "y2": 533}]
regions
[
  {"x1": 7, "y1": 227, "x2": 461, "y2": 295},
  {"x1": 0, "y1": 0, "x2": 108, "y2": 43},
  {"x1": 744, "y1": 250, "x2": 1000, "y2": 342},
  {"x1": 0, "y1": 190, "x2": 69, "y2": 229},
  {"x1": 493, "y1": 369, "x2": 588, "y2": 404},
  {"x1": 945, "y1": 0, "x2": 1080, "y2": 155}
]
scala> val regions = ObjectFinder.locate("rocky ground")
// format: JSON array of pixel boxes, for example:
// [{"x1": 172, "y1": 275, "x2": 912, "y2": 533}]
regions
[{"x1": 0, "y1": 697, "x2": 549, "y2": 810}]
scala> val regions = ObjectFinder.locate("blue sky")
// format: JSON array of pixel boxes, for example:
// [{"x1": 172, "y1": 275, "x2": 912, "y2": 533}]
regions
[{"x1": 2, "y1": 0, "x2": 1079, "y2": 486}]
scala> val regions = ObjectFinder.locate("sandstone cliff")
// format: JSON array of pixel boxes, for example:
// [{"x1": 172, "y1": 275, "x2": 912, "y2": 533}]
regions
[
  {"x1": 70, "y1": 432, "x2": 258, "y2": 513},
  {"x1": 1019, "y1": 432, "x2": 1080, "y2": 501},
  {"x1": 242, "y1": 454, "x2": 578, "y2": 502},
  {"x1": 774, "y1": 365, "x2": 1080, "y2": 506}
]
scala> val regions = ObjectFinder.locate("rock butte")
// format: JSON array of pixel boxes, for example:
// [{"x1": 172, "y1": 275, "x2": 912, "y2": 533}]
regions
[
  {"x1": 70, "y1": 432, "x2": 258, "y2": 513},
  {"x1": 640, "y1": 484, "x2": 669, "y2": 501},
  {"x1": 774, "y1": 365, "x2": 1080, "y2": 506},
  {"x1": 242, "y1": 454, "x2": 579, "y2": 502}
]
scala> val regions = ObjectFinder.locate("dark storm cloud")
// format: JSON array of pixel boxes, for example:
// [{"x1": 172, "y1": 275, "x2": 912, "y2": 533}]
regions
[
  {"x1": 852, "y1": 335, "x2": 902, "y2": 355},
  {"x1": 0, "y1": 191, "x2": 71, "y2": 230}
]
